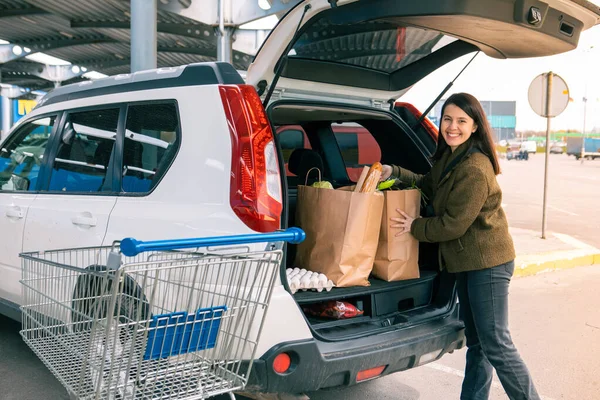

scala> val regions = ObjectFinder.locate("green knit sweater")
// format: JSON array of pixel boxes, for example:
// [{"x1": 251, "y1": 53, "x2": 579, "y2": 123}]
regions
[{"x1": 391, "y1": 143, "x2": 515, "y2": 273}]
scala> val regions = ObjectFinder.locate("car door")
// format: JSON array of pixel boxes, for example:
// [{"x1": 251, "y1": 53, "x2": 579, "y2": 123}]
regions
[
  {"x1": 101, "y1": 101, "x2": 183, "y2": 244},
  {"x1": 0, "y1": 115, "x2": 57, "y2": 311},
  {"x1": 22, "y1": 106, "x2": 122, "y2": 256}
]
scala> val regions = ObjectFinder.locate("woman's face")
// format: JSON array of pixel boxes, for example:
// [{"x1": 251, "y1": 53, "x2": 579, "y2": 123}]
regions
[{"x1": 440, "y1": 104, "x2": 477, "y2": 152}]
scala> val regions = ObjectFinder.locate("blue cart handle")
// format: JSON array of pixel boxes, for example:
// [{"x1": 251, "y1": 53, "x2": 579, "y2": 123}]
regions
[{"x1": 120, "y1": 227, "x2": 305, "y2": 257}]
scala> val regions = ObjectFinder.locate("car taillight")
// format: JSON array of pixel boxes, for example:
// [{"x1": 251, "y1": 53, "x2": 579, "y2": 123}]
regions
[{"x1": 219, "y1": 84, "x2": 283, "y2": 233}]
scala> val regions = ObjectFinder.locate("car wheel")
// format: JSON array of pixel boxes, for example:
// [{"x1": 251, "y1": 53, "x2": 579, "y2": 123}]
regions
[
  {"x1": 71, "y1": 265, "x2": 149, "y2": 331},
  {"x1": 71, "y1": 265, "x2": 150, "y2": 399}
]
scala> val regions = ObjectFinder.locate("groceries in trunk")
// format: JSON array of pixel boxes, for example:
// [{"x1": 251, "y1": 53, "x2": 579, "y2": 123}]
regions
[
  {"x1": 307, "y1": 166, "x2": 334, "y2": 189},
  {"x1": 291, "y1": 163, "x2": 421, "y2": 290},
  {"x1": 303, "y1": 301, "x2": 364, "y2": 320},
  {"x1": 286, "y1": 268, "x2": 335, "y2": 294},
  {"x1": 372, "y1": 183, "x2": 421, "y2": 282}
]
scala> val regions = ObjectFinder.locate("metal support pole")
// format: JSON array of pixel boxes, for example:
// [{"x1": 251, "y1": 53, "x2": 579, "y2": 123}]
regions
[
  {"x1": 131, "y1": 0, "x2": 157, "y2": 72},
  {"x1": 581, "y1": 96, "x2": 587, "y2": 163},
  {"x1": 1, "y1": 94, "x2": 13, "y2": 141},
  {"x1": 217, "y1": 0, "x2": 233, "y2": 63},
  {"x1": 542, "y1": 72, "x2": 553, "y2": 239},
  {"x1": 1, "y1": 72, "x2": 13, "y2": 141},
  {"x1": 217, "y1": 27, "x2": 234, "y2": 63}
]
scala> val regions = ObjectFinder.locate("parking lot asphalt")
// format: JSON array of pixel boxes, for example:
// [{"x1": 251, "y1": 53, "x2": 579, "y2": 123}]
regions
[
  {"x1": 2, "y1": 153, "x2": 599, "y2": 400},
  {"x1": 0, "y1": 315, "x2": 71, "y2": 400},
  {"x1": 498, "y1": 153, "x2": 600, "y2": 248}
]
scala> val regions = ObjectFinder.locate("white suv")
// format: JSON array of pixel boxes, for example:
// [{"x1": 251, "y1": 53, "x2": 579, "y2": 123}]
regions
[{"x1": 1, "y1": 0, "x2": 598, "y2": 395}]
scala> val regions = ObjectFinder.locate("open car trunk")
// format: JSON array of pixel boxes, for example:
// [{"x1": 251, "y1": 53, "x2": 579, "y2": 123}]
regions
[
  {"x1": 269, "y1": 100, "x2": 455, "y2": 341},
  {"x1": 250, "y1": 0, "x2": 599, "y2": 342}
]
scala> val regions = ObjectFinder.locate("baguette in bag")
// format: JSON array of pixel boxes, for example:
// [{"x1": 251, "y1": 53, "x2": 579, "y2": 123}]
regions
[{"x1": 355, "y1": 162, "x2": 382, "y2": 193}]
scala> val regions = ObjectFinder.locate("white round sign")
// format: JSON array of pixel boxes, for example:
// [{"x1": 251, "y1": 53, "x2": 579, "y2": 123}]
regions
[{"x1": 528, "y1": 72, "x2": 569, "y2": 117}]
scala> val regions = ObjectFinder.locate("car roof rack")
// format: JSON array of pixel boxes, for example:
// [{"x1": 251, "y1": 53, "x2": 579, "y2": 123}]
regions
[{"x1": 36, "y1": 62, "x2": 244, "y2": 109}]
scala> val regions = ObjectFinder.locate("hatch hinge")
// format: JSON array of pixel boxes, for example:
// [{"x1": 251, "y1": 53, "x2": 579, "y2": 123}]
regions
[
  {"x1": 261, "y1": 88, "x2": 285, "y2": 104},
  {"x1": 371, "y1": 99, "x2": 388, "y2": 109}
]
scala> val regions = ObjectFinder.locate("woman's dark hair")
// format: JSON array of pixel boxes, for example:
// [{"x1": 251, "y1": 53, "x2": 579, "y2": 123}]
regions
[{"x1": 432, "y1": 92, "x2": 501, "y2": 175}]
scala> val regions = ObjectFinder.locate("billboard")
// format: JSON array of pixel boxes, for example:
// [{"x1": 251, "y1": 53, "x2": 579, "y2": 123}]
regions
[{"x1": 13, "y1": 99, "x2": 37, "y2": 122}]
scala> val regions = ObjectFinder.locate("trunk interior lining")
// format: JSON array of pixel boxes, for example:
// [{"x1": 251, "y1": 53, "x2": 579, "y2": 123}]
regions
[{"x1": 269, "y1": 101, "x2": 453, "y2": 340}]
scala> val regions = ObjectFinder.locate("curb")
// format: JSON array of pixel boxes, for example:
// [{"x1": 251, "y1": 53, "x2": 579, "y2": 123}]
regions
[{"x1": 514, "y1": 251, "x2": 600, "y2": 278}]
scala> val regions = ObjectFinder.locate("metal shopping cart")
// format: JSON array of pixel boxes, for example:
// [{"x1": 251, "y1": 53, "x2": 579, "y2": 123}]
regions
[{"x1": 19, "y1": 228, "x2": 305, "y2": 400}]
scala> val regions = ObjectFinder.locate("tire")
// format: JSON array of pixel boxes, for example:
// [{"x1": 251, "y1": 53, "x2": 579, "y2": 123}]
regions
[
  {"x1": 71, "y1": 265, "x2": 149, "y2": 331},
  {"x1": 71, "y1": 265, "x2": 150, "y2": 399}
]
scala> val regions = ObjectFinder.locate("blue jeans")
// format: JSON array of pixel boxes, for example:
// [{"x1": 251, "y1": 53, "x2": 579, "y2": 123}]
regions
[{"x1": 456, "y1": 261, "x2": 540, "y2": 400}]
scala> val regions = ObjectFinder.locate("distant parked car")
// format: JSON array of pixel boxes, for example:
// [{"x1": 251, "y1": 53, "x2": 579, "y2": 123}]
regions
[
  {"x1": 550, "y1": 145, "x2": 564, "y2": 154},
  {"x1": 506, "y1": 144, "x2": 529, "y2": 161},
  {"x1": 520, "y1": 140, "x2": 537, "y2": 154}
]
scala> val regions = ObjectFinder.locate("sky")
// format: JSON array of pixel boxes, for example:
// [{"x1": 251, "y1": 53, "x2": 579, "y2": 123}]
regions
[{"x1": 400, "y1": 27, "x2": 600, "y2": 133}]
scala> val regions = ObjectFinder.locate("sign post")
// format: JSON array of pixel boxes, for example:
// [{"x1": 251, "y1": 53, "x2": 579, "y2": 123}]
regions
[
  {"x1": 528, "y1": 72, "x2": 569, "y2": 239},
  {"x1": 581, "y1": 96, "x2": 588, "y2": 163}
]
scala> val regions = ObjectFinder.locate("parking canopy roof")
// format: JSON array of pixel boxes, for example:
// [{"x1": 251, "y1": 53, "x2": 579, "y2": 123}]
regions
[{"x1": 0, "y1": 0, "x2": 262, "y2": 91}]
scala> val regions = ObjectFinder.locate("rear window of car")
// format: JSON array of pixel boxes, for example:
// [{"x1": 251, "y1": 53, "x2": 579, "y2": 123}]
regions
[
  {"x1": 332, "y1": 123, "x2": 381, "y2": 182},
  {"x1": 290, "y1": 18, "x2": 453, "y2": 73},
  {"x1": 122, "y1": 102, "x2": 179, "y2": 194}
]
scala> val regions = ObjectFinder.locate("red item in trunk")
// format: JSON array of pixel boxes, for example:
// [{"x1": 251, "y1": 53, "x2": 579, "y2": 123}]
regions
[{"x1": 303, "y1": 301, "x2": 364, "y2": 319}]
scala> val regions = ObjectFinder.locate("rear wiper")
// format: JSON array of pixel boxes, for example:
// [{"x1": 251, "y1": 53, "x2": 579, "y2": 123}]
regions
[
  {"x1": 412, "y1": 51, "x2": 480, "y2": 131},
  {"x1": 262, "y1": 4, "x2": 312, "y2": 107}
]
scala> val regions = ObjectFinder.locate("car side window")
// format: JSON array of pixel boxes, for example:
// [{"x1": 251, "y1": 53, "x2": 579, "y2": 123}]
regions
[
  {"x1": 122, "y1": 103, "x2": 179, "y2": 193},
  {"x1": 332, "y1": 123, "x2": 381, "y2": 182},
  {"x1": 48, "y1": 108, "x2": 119, "y2": 193},
  {"x1": 0, "y1": 116, "x2": 55, "y2": 192}
]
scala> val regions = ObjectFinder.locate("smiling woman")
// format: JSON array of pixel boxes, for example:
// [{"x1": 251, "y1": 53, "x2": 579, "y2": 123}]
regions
[
  {"x1": 432, "y1": 93, "x2": 501, "y2": 175},
  {"x1": 440, "y1": 104, "x2": 476, "y2": 151},
  {"x1": 383, "y1": 93, "x2": 539, "y2": 399}
]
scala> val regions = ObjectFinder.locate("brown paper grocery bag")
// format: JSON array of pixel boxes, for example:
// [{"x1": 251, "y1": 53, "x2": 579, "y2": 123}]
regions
[
  {"x1": 294, "y1": 185, "x2": 384, "y2": 287},
  {"x1": 373, "y1": 189, "x2": 421, "y2": 281}
]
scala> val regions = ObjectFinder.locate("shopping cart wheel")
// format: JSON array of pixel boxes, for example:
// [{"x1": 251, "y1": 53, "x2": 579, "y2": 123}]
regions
[{"x1": 71, "y1": 264, "x2": 150, "y2": 331}]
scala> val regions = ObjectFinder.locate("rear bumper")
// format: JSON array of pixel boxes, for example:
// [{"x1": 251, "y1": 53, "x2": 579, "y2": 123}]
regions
[{"x1": 246, "y1": 307, "x2": 465, "y2": 393}]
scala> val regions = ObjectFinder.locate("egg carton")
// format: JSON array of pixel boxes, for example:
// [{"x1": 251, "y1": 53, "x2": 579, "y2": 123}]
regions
[{"x1": 286, "y1": 268, "x2": 335, "y2": 294}]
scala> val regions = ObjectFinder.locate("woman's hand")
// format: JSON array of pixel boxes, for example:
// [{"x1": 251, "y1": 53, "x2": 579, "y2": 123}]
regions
[
  {"x1": 390, "y1": 209, "x2": 415, "y2": 236},
  {"x1": 380, "y1": 164, "x2": 393, "y2": 182}
]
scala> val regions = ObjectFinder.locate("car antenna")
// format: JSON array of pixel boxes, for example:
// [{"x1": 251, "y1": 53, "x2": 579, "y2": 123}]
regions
[
  {"x1": 412, "y1": 51, "x2": 480, "y2": 131},
  {"x1": 262, "y1": 4, "x2": 312, "y2": 107}
]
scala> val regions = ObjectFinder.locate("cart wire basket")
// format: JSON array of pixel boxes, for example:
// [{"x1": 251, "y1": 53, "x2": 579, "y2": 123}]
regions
[{"x1": 19, "y1": 228, "x2": 305, "y2": 400}]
